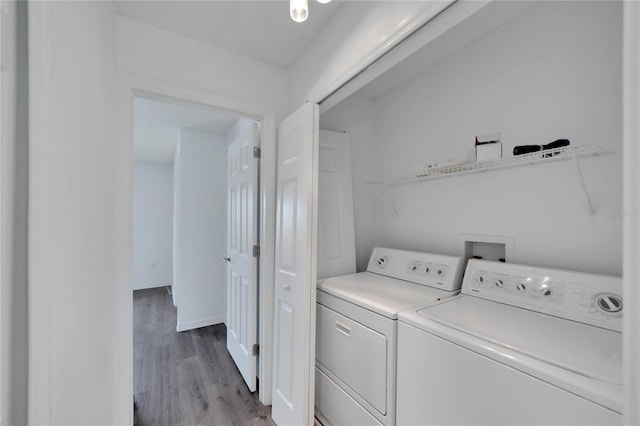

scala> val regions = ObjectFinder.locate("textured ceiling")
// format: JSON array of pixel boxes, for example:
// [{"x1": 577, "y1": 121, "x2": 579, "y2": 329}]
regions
[{"x1": 115, "y1": 0, "x2": 343, "y2": 68}]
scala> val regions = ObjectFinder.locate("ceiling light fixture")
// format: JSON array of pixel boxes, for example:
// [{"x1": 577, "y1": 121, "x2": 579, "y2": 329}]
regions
[
  {"x1": 290, "y1": 0, "x2": 308, "y2": 23},
  {"x1": 290, "y1": 0, "x2": 331, "y2": 23}
]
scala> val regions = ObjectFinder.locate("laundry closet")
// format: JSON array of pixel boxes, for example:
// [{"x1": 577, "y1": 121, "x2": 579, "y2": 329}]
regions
[
  {"x1": 313, "y1": 1, "x2": 623, "y2": 425},
  {"x1": 319, "y1": 0, "x2": 622, "y2": 275}
]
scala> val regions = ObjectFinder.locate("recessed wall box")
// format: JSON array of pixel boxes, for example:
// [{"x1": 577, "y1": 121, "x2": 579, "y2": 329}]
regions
[{"x1": 459, "y1": 234, "x2": 514, "y2": 264}]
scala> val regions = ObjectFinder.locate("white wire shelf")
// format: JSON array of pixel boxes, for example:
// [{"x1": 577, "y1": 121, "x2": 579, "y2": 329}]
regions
[
  {"x1": 366, "y1": 143, "x2": 608, "y2": 186},
  {"x1": 366, "y1": 143, "x2": 611, "y2": 217}
]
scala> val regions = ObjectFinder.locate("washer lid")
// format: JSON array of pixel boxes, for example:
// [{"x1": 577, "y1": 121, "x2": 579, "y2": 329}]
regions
[
  {"x1": 317, "y1": 272, "x2": 456, "y2": 319},
  {"x1": 399, "y1": 295, "x2": 622, "y2": 412}
]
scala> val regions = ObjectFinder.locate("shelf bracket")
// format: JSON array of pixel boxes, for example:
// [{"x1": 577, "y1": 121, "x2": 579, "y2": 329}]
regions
[
  {"x1": 371, "y1": 185, "x2": 398, "y2": 217},
  {"x1": 571, "y1": 152, "x2": 595, "y2": 216}
]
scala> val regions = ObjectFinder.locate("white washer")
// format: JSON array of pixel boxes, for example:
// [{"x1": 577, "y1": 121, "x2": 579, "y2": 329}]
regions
[
  {"x1": 397, "y1": 259, "x2": 623, "y2": 425},
  {"x1": 315, "y1": 247, "x2": 465, "y2": 426}
]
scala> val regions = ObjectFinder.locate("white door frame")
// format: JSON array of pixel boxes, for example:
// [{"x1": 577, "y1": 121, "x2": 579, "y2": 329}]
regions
[
  {"x1": 623, "y1": 1, "x2": 640, "y2": 424},
  {"x1": 114, "y1": 73, "x2": 277, "y2": 424},
  {"x1": 271, "y1": 102, "x2": 319, "y2": 426}
]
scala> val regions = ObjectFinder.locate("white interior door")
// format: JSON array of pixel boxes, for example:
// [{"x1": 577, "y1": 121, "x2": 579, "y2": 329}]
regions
[
  {"x1": 272, "y1": 102, "x2": 319, "y2": 426},
  {"x1": 226, "y1": 122, "x2": 259, "y2": 392},
  {"x1": 317, "y1": 130, "x2": 356, "y2": 279}
]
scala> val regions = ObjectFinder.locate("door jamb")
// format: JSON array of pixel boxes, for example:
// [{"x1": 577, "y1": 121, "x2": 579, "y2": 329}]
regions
[
  {"x1": 623, "y1": 2, "x2": 640, "y2": 424},
  {"x1": 114, "y1": 73, "x2": 276, "y2": 424}
]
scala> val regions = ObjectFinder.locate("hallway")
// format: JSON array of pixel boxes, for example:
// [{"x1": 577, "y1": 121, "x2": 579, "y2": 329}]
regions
[{"x1": 133, "y1": 288, "x2": 275, "y2": 425}]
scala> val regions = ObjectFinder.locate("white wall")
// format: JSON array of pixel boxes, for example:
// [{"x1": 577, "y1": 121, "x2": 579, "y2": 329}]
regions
[
  {"x1": 374, "y1": 0, "x2": 622, "y2": 275},
  {"x1": 226, "y1": 116, "x2": 259, "y2": 145},
  {"x1": 117, "y1": 14, "x2": 289, "y2": 121},
  {"x1": 116, "y1": 12, "x2": 283, "y2": 406},
  {"x1": 333, "y1": 1, "x2": 623, "y2": 276},
  {"x1": 133, "y1": 162, "x2": 174, "y2": 289},
  {"x1": 29, "y1": 2, "x2": 118, "y2": 424},
  {"x1": 175, "y1": 129, "x2": 228, "y2": 331},
  {"x1": 0, "y1": 4, "x2": 17, "y2": 422},
  {"x1": 1, "y1": 1, "x2": 28, "y2": 424}
]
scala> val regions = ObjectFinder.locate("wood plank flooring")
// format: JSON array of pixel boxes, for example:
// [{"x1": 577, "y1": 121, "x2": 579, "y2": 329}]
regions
[{"x1": 133, "y1": 287, "x2": 275, "y2": 426}]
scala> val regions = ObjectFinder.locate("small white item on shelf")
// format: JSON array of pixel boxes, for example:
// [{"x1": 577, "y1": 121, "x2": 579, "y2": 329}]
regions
[{"x1": 476, "y1": 133, "x2": 501, "y2": 144}]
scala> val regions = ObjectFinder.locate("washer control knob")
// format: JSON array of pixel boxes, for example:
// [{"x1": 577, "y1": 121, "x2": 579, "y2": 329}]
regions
[
  {"x1": 495, "y1": 279, "x2": 504, "y2": 288},
  {"x1": 540, "y1": 286, "x2": 552, "y2": 297},
  {"x1": 596, "y1": 294, "x2": 622, "y2": 313},
  {"x1": 410, "y1": 265, "x2": 418, "y2": 271},
  {"x1": 424, "y1": 267, "x2": 431, "y2": 274},
  {"x1": 476, "y1": 275, "x2": 485, "y2": 284},
  {"x1": 437, "y1": 269, "x2": 445, "y2": 277},
  {"x1": 517, "y1": 282, "x2": 527, "y2": 292},
  {"x1": 377, "y1": 256, "x2": 388, "y2": 268}
]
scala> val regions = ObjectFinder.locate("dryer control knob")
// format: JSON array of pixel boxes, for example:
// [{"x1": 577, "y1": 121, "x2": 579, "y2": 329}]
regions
[
  {"x1": 377, "y1": 256, "x2": 388, "y2": 268},
  {"x1": 495, "y1": 280, "x2": 504, "y2": 288},
  {"x1": 517, "y1": 283, "x2": 527, "y2": 292},
  {"x1": 476, "y1": 275, "x2": 485, "y2": 284},
  {"x1": 540, "y1": 286, "x2": 552, "y2": 297}
]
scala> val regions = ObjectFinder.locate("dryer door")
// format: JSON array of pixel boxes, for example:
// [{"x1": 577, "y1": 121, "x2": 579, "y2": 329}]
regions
[{"x1": 315, "y1": 303, "x2": 390, "y2": 414}]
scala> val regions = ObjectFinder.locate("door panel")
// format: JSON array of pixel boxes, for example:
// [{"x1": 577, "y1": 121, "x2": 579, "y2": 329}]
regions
[
  {"x1": 276, "y1": 300, "x2": 295, "y2": 408},
  {"x1": 272, "y1": 103, "x2": 319, "y2": 426},
  {"x1": 279, "y1": 178, "x2": 297, "y2": 272},
  {"x1": 317, "y1": 131, "x2": 356, "y2": 279},
  {"x1": 227, "y1": 122, "x2": 259, "y2": 392}
]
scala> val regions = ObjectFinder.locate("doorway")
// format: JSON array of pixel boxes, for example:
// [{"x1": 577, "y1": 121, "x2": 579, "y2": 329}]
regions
[
  {"x1": 132, "y1": 94, "x2": 267, "y2": 423},
  {"x1": 117, "y1": 76, "x2": 278, "y2": 424}
]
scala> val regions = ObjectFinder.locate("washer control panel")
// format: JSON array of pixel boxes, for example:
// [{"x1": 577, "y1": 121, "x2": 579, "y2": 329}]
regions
[
  {"x1": 463, "y1": 259, "x2": 622, "y2": 332},
  {"x1": 470, "y1": 270, "x2": 567, "y2": 305},
  {"x1": 367, "y1": 247, "x2": 464, "y2": 292}
]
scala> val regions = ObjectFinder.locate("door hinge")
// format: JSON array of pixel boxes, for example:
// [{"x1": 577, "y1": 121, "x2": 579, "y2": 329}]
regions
[
  {"x1": 252, "y1": 343, "x2": 260, "y2": 356},
  {"x1": 253, "y1": 146, "x2": 261, "y2": 159},
  {"x1": 253, "y1": 244, "x2": 260, "y2": 257}
]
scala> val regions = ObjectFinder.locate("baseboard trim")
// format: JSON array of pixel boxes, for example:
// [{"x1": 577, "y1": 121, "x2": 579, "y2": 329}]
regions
[
  {"x1": 132, "y1": 281, "x2": 171, "y2": 291},
  {"x1": 177, "y1": 315, "x2": 225, "y2": 332}
]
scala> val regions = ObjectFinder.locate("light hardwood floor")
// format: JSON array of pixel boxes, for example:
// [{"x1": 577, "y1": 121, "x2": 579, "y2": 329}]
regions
[{"x1": 133, "y1": 287, "x2": 275, "y2": 426}]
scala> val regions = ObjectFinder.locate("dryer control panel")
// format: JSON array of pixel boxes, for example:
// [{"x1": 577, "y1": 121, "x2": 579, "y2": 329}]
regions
[
  {"x1": 366, "y1": 247, "x2": 464, "y2": 292},
  {"x1": 462, "y1": 259, "x2": 622, "y2": 332}
]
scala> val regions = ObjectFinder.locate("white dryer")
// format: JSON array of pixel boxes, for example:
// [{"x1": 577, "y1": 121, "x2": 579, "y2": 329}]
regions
[
  {"x1": 315, "y1": 247, "x2": 465, "y2": 426},
  {"x1": 397, "y1": 259, "x2": 623, "y2": 425}
]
